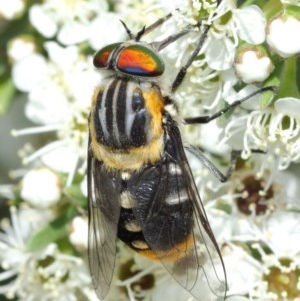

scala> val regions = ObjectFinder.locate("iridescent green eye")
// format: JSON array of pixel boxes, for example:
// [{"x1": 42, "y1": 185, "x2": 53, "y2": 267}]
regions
[
  {"x1": 116, "y1": 44, "x2": 165, "y2": 77},
  {"x1": 93, "y1": 43, "x2": 121, "y2": 68}
]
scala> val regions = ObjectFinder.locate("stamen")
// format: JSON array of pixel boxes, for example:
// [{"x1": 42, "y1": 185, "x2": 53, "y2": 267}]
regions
[
  {"x1": 10, "y1": 206, "x2": 24, "y2": 246},
  {"x1": 22, "y1": 140, "x2": 66, "y2": 164},
  {"x1": 11, "y1": 124, "x2": 62, "y2": 137},
  {"x1": 118, "y1": 264, "x2": 156, "y2": 287},
  {"x1": 66, "y1": 156, "x2": 79, "y2": 187}
]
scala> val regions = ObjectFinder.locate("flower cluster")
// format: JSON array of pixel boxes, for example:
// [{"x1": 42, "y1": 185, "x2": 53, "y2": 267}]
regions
[{"x1": 0, "y1": 0, "x2": 300, "y2": 300}]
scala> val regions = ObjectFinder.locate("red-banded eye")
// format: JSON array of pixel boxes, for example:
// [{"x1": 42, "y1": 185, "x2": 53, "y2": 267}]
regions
[
  {"x1": 116, "y1": 44, "x2": 164, "y2": 77},
  {"x1": 93, "y1": 43, "x2": 121, "y2": 68}
]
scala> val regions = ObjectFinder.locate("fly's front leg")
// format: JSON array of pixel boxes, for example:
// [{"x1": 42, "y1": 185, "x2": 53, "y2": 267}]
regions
[{"x1": 184, "y1": 86, "x2": 277, "y2": 125}]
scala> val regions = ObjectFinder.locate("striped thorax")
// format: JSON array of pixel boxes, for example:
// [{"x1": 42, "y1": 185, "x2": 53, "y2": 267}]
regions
[{"x1": 89, "y1": 77, "x2": 165, "y2": 170}]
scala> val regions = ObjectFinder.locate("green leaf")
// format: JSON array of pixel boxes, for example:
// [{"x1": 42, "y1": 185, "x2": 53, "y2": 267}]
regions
[
  {"x1": 26, "y1": 207, "x2": 76, "y2": 252},
  {"x1": 216, "y1": 98, "x2": 233, "y2": 126},
  {"x1": 259, "y1": 62, "x2": 282, "y2": 108},
  {"x1": 0, "y1": 11, "x2": 30, "y2": 48},
  {"x1": 259, "y1": 86, "x2": 277, "y2": 108},
  {"x1": 0, "y1": 78, "x2": 15, "y2": 115},
  {"x1": 63, "y1": 182, "x2": 87, "y2": 209},
  {"x1": 215, "y1": 199, "x2": 232, "y2": 215}
]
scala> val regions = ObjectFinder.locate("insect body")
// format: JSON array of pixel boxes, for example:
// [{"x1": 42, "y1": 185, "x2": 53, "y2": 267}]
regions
[{"x1": 88, "y1": 13, "x2": 227, "y2": 301}]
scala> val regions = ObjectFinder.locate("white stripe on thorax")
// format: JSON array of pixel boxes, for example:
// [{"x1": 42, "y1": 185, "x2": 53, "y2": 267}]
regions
[
  {"x1": 125, "y1": 81, "x2": 137, "y2": 139},
  {"x1": 112, "y1": 80, "x2": 122, "y2": 146},
  {"x1": 99, "y1": 78, "x2": 115, "y2": 139}
]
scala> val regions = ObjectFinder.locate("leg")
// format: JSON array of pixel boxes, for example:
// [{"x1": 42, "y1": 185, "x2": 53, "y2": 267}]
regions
[
  {"x1": 120, "y1": 12, "x2": 174, "y2": 40},
  {"x1": 186, "y1": 145, "x2": 241, "y2": 182},
  {"x1": 171, "y1": 24, "x2": 210, "y2": 93},
  {"x1": 123, "y1": 11, "x2": 204, "y2": 50},
  {"x1": 154, "y1": 22, "x2": 202, "y2": 51},
  {"x1": 171, "y1": 0, "x2": 224, "y2": 93},
  {"x1": 186, "y1": 145, "x2": 265, "y2": 183},
  {"x1": 184, "y1": 86, "x2": 277, "y2": 124},
  {"x1": 140, "y1": 12, "x2": 174, "y2": 37}
]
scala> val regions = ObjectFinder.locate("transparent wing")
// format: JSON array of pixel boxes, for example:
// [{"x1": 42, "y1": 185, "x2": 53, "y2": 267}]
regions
[
  {"x1": 129, "y1": 123, "x2": 227, "y2": 301},
  {"x1": 87, "y1": 147, "x2": 121, "y2": 300},
  {"x1": 168, "y1": 124, "x2": 227, "y2": 300}
]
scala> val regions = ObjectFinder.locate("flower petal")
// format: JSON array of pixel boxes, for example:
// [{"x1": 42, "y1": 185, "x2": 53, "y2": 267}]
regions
[
  {"x1": 234, "y1": 5, "x2": 266, "y2": 44},
  {"x1": 205, "y1": 36, "x2": 235, "y2": 70},
  {"x1": 29, "y1": 5, "x2": 57, "y2": 38}
]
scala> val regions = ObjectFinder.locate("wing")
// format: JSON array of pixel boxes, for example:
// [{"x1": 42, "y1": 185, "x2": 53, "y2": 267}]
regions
[
  {"x1": 128, "y1": 122, "x2": 227, "y2": 301},
  {"x1": 87, "y1": 145, "x2": 121, "y2": 300}
]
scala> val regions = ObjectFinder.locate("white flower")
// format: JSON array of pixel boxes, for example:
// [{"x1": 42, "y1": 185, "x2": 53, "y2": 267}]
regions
[
  {"x1": 204, "y1": 35, "x2": 236, "y2": 71},
  {"x1": 29, "y1": 0, "x2": 109, "y2": 45},
  {"x1": 224, "y1": 244, "x2": 263, "y2": 296},
  {"x1": 233, "y1": 5, "x2": 267, "y2": 45},
  {"x1": 112, "y1": 247, "x2": 194, "y2": 301},
  {"x1": 12, "y1": 53, "x2": 48, "y2": 93},
  {"x1": 151, "y1": 275, "x2": 195, "y2": 301},
  {"x1": 88, "y1": 12, "x2": 126, "y2": 50},
  {"x1": 115, "y1": 0, "x2": 179, "y2": 30},
  {"x1": 249, "y1": 211, "x2": 300, "y2": 300},
  {"x1": 7, "y1": 37, "x2": 36, "y2": 62},
  {"x1": 69, "y1": 216, "x2": 88, "y2": 250},
  {"x1": 143, "y1": 1, "x2": 269, "y2": 131},
  {"x1": 235, "y1": 49, "x2": 274, "y2": 84},
  {"x1": 185, "y1": 119, "x2": 231, "y2": 155},
  {"x1": 0, "y1": 184, "x2": 14, "y2": 200},
  {"x1": 12, "y1": 42, "x2": 98, "y2": 182},
  {"x1": 29, "y1": 5, "x2": 57, "y2": 38},
  {"x1": 0, "y1": 206, "x2": 93, "y2": 300},
  {"x1": 260, "y1": 211, "x2": 300, "y2": 257},
  {"x1": 0, "y1": 0, "x2": 24, "y2": 19},
  {"x1": 40, "y1": 144, "x2": 85, "y2": 175},
  {"x1": 0, "y1": 206, "x2": 50, "y2": 297},
  {"x1": 222, "y1": 98, "x2": 300, "y2": 170},
  {"x1": 266, "y1": 15, "x2": 300, "y2": 58},
  {"x1": 20, "y1": 168, "x2": 61, "y2": 209},
  {"x1": 224, "y1": 225, "x2": 300, "y2": 301},
  {"x1": 203, "y1": 153, "x2": 300, "y2": 245},
  {"x1": 205, "y1": 4, "x2": 266, "y2": 71}
]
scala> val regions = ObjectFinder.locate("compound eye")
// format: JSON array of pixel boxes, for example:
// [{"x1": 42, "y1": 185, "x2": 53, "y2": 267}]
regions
[
  {"x1": 117, "y1": 44, "x2": 165, "y2": 77},
  {"x1": 93, "y1": 43, "x2": 121, "y2": 68}
]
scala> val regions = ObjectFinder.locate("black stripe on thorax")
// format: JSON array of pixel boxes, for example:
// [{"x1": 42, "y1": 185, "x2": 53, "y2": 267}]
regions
[
  {"x1": 116, "y1": 79, "x2": 129, "y2": 146},
  {"x1": 105, "y1": 79, "x2": 118, "y2": 144}
]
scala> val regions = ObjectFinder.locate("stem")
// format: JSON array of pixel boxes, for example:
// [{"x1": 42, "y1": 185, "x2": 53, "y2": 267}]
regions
[
  {"x1": 262, "y1": 0, "x2": 282, "y2": 19},
  {"x1": 277, "y1": 56, "x2": 300, "y2": 99}
]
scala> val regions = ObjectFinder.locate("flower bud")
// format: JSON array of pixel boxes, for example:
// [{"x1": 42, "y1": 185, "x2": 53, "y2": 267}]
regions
[
  {"x1": 21, "y1": 168, "x2": 61, "y2": 208},
  {"x1": 266, "y1": 12, "x2": 300, "y2": 58},
  {"x1": 235, "y1": 46, "x2": 274, "y2": 83},
  {"x1": 69, "y1": 216, "x2": 88, "y2": 250}
]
